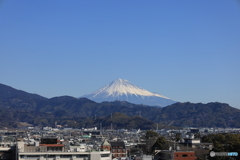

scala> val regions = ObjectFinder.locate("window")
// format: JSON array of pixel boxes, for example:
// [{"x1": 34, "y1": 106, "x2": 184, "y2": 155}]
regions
[
  {"x1": 44, "y1": 155, "x2": 55, "y2": 158},
  {"x1": 26, "y1": 155, "x2": 40, "y2": 158},
  {"x1": 76, "y1": 155, "x2": 88, "y2": 158},
  {"x1": 182, "y1": 154, "x2": 188, "y2": 157},
  {"x1": 60, "y1": 155, "x2": 72, "y2": 158},
  {"x1": 101, "y1": 154, "x2": 110, "y2": 157}
]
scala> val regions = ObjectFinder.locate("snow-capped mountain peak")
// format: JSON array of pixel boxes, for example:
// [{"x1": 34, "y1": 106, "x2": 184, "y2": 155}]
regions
[
  {"x1": 93, "y1": 78, "x2": 170, "y2": 99},
  {"x1": 82, "y1": 79, "x2": 176, "y2": 107}
]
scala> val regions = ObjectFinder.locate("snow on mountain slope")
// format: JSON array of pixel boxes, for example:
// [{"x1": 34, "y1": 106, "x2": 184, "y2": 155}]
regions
[{"x1": 81, "y1": 79, "x2": 177, "y2": 107}]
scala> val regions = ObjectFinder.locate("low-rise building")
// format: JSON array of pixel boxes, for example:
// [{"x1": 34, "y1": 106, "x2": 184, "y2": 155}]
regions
[
  {"x1": 18, "y1": 138, "x2": 111, "y2": 160},
  {"x1": 153, "y1": 150, "x2": 197, "y2": 160}
]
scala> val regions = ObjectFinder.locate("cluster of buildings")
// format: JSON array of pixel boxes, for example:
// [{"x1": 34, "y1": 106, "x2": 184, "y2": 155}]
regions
[
  {"x1": 0, "y1": 127, "x2": 141, "y2": 160},
  {"x1": 0, "y1": 127, "x2": 239, "y2": 160}
]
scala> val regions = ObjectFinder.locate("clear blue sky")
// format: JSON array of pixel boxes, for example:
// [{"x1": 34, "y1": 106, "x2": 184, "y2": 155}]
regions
[{"x1": 1, "y1": 0, "x2": 240, "y2": 108}]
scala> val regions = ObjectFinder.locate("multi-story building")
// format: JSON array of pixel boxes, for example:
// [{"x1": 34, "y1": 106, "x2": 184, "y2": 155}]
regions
[
  {"x1": 18, "y1": 138, "x2": 111, "y2": 160},
  {"x1": 0, "y1": 141, "x2": 17, "y2": 160},
  {"x1": 110, "y1": 141, "x2": 127, "y2": 159}
]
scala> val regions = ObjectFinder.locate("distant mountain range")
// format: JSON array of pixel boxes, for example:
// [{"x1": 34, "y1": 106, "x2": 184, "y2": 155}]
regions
[
  {"x1": 82, "y1": 79, "x2": 176, "y2": 107},
  {"x1": 0, "y1": 83, "x2": 240, "y2": 129}
]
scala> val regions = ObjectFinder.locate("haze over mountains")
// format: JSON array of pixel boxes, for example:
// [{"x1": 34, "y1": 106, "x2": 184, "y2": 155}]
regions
[{"x1": 82, "y1": 79, "x2": 176, "y2": 107}]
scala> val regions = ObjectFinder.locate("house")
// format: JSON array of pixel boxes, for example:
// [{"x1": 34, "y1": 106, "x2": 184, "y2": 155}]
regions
[{"x1": 102, "y1": 139, "x2": 111, "y2": 151}]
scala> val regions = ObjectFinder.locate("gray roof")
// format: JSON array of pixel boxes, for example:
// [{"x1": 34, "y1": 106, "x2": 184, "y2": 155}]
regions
[{"x1": 110, "y1": 141, "x2": 125, "y2": 148}]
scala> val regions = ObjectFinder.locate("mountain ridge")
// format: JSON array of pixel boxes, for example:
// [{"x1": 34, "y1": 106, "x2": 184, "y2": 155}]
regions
[
  {"x1": 0, "y1": 82, "x2": 240, "y2": 128},
  {"x1": 0, "y1": 83, "x2": 46, "y2": 100}
]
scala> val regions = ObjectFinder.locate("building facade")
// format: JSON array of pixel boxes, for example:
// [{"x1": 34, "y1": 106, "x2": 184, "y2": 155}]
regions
[
  {"x1": 18, "y1": 138, "x2": 111, "y2": 160},
  {"x1": 110, "y1": 142, "x2": 127, "y2": 159},
  {"x1": 153, "y1": 150, "x2": 197, "y2": 160}
]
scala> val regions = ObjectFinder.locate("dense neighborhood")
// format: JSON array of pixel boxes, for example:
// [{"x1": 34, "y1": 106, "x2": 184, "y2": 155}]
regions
[{"x1": 1, "y1": 126, "x2": 240, "y2": 160}]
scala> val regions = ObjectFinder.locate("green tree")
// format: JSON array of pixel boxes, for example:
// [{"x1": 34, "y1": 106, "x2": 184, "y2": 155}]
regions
[
  {"x1": 175, "y1": 133, "x2": 181, "y2": 142},
  {"x1": 202, "y1": 133, "x2": 240, "y2": 153},
  {"x1": 145, "y1": 130, "x2": 159, "y2": 139},
  {"x1": 152, "y1": 136, "x2": 168, "y2": 151},
  {"x1": 145, "y1": 131, "x2": 159, "y2": 154}
]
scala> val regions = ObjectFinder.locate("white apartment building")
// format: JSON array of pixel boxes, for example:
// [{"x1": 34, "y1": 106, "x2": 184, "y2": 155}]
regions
[{"x1": 18, "y1": 141, "x2": 111, "y2": 160}]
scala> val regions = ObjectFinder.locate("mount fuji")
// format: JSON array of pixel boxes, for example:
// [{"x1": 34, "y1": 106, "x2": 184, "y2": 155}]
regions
[{"x1": 82, "y1": 79, "x2": 177, "y2": 107}]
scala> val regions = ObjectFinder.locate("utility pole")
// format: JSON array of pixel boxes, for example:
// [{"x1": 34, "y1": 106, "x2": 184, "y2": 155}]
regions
[
  {"x1": 111, "y1": 113, "x2": 113, "y2": 132},
  {"x1": 100, "y1": 123, "x2": 102, "y2": 136}
]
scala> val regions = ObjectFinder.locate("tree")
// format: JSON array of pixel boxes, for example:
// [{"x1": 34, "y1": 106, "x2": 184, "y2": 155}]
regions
[
  {"x1": 202, "y1": 133, "x2": 240, "y2": 153},
  {"x1": 145, "y1": 130, "x2": 159, "y2": 139},
  {"x1": 152, "y1": 136, "x2": 168, "y2": 151},
  {"x1": 175, "y1": 133, "x2": 181, "y2": 142},
  {"x1": 145, "y1": 131, "x2": 159, "y2": 154}
]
